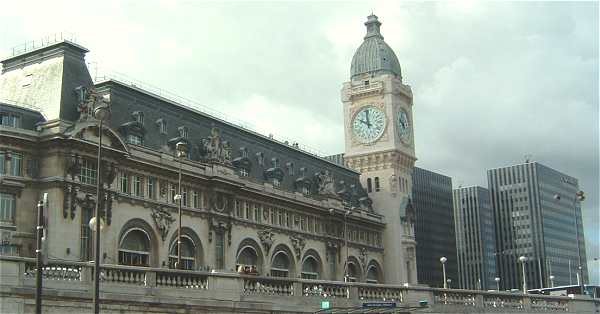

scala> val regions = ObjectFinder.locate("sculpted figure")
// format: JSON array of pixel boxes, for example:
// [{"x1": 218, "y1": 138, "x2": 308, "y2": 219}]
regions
[{"x1": 316, "y1": 170, "x2": 336, "y2": 195}]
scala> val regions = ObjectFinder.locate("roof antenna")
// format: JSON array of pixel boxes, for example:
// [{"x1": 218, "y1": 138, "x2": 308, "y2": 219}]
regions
[{"x1": 524, "y1": 154, "x2": 533, "y2": 163}]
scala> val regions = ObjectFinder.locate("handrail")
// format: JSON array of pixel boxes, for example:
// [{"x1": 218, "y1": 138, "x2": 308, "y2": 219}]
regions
[{"x1": 1, "y1": 255, "x2": 594, "y2": 309}]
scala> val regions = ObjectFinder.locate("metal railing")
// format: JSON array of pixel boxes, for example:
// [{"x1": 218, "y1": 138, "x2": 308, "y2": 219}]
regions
[{"x1": 8, "y1": 32, "x2": 78, "y2": 58}]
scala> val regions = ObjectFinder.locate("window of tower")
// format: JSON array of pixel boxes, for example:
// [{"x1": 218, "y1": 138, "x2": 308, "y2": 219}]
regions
[
  {"x1": 367, "y1": 178, "x2": 372, "y2": 193},
  {"x1": 374, "y1": 177, "x2": 380, "y2": 192}
]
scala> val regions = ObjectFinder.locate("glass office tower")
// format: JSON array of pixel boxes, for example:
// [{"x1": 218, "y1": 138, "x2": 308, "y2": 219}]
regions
[
  {"x1": 412, "y1": 167, "x2": 457, "y2": 288},
  {"x1": 487, "y1": 161, "x2": 588, "y2": 290},
  {"x1": 453, "y1": 186, "x2": 497, "y2": 290}
]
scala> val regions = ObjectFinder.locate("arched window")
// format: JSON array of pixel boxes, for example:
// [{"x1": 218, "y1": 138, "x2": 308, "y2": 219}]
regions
[
  {"x1": 367, "y1": 178, "x2": 372, "y2": 193},
  {"x1": 118, "y1": 229, "x2": 150, "y2": 267},
  {"x1": 347, "y1": 262, "x2": 359, "y2": 282},
  {"x1": 168, "y1": 236, "x2": 196, "y2": 270},
  {"x1": 237, "y1": 246, "x2": 259, "y2": 274},
  {"x1": 271, "y1": 251, "x2": 290, "y2": 277},
  {"x1": 367, "y1": 265, "x2": 379, "y2": 283},
  {"x1": 301, "y1": 256, "x2": 320, "y2": 279}
]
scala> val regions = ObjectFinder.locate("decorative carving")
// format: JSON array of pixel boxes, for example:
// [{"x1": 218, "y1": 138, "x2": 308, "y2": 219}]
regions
[
  {"x1": 289, "y1": 235, "x2": 306, "y2": 259},
  {"x1": 358, "y1": 196, "x2": 374, "y2": 212},
  {"x1": 63, "y1": 184, "x2": 78, "y2": 219},
  {"x1": 151, "y1": 207, "x2": 175, "y2": 241},
  {"x1": 359, "y1": 247, "x2": 368, "y2": 273},
  {"x1": 209, "y1": 216, "x2": 232, "y2": 245},
  {"x1": 74, "y1": 86, "x2": 107, "y2": 122},
  {"x1": 257, "y1": 228, "x2": 275, "y2": 255},
  {"x1": 101, "y1": 161, "x2": 117, "y2": 187},
  {"x1": 65, "y1": 154, "x2": 82, "y2": 180},
  {"x1": 406, "y1": 247, "x2": 416, "y2": 260},
  {"x1": 402, "y1": 198, "x2": 415, "y2": 225},
  {"x1": 325, "y1": 241, "x2": 340, "y2": 262},
  {"x1": 75, "y1": 194, "x2": 96, "y2": 221},
  {"x1": 159, "y1": 180, "x2": 168, "y2": 198},
  {"x1": 389, "y1": 174, "x2": 398, "y2": 192},
  {"x1": 200, "y1": 127, "x2": 232, "y2": 165},
  {"x1": 315, "y1": 170, "x2": 336, "y2": 195},
  {"x1": 210, "y1": 191, "x2": 231, "y2": 213}
]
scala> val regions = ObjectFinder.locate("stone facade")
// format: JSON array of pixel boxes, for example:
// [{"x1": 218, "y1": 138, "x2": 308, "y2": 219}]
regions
[
  {"x1": 0, "y1": 35, "x2": 388, "y2": 287},
  {"x1": 342, "y1": 15, "x2": 418, "y2": 284}
]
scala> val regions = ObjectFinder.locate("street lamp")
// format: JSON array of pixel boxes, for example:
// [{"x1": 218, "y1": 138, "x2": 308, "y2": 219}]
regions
[
  {"x1": 494, "y1": 277, "x2": 500, "y2": 291},
  {"x1": 440, "y1": 257, "x2": 448, "y2": 289},
  {"x1": 92, "y1": 101, "x2": 110, "y2": 314},
  {"x1": 519, "y1": 256, "x2": 527, "y2": 294},
  {"x1": 554, "y1": 191, "x2": 586, "y2": 295},
  {"x1": 343, "y1": 210, "x2": 351, "y2": 282},
  {"x1": 174, "y1": 141, "x2": 188, "y2": 269},
  {"x1": 446, "y1": 278, "x2": 452, "y2": 289},
  {"x1": 549, "y1": 275, "x2": 555, "y2": 288}
]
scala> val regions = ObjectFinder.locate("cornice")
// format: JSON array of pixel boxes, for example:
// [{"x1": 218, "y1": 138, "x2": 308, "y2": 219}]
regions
[{"x1": 345, "y1": 150, "x2": 416, "y2": 173}]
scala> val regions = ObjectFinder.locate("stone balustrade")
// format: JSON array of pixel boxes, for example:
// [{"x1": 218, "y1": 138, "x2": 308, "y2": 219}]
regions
[{"x1": 1, "y1": 256, "x2": 598, "y2": 313}]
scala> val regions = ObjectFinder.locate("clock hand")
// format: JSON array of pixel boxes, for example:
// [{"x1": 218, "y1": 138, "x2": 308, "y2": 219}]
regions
[{"x1": 365, "y1": 109, "x2": 371, "y2": 126}]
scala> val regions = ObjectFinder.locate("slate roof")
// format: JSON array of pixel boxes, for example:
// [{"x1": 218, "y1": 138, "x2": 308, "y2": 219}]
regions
[{"x1": 95, "y1": 79, "x2": 370, "y2": 207}]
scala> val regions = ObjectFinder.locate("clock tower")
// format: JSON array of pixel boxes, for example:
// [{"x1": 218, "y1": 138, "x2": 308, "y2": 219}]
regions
[{"x1": 342, "y1": 15, "x2": 417, "y2": 284}]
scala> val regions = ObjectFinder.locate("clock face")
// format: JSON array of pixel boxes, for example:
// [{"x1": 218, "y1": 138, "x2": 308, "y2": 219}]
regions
[
  {"x1": 352, "y1": 106, "x2": 386, "y2": 144},
  {"x1": 397, "y1": 110, "x2": 411, "y2": 143}
]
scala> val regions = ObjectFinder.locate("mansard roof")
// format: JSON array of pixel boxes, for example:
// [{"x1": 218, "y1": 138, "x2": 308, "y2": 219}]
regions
[{"x1": 94, "y1": 79, "x2": 370, "y2": 207}]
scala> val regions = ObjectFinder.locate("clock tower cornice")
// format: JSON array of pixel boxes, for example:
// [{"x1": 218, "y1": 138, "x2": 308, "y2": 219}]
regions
[
  {"x1": 342, "y1": 77, "x2": 413, "y2": 105},
  {"x1": 345, "y1": 149, "x2": 416, "y2": 173}
]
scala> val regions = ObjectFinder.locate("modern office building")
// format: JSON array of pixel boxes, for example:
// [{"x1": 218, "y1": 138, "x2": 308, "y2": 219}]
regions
[
  {"x1": 487, "y1": 161, "x2": 588, "y2": 291},
  {"x1": 412, "y1": 167, "x2": 457, "y2": 288},
  {"x1": 453, "y1": 186, "x2": 497, "y2": 290}
]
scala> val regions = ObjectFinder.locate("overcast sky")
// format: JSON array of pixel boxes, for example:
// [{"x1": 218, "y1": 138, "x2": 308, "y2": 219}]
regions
[{"x1": 1, "y1": 1, "x2": 598, "y2": 284}]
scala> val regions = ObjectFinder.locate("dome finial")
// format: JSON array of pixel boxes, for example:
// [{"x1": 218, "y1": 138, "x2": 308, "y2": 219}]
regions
[{"x1": 364, "y1": 14, "x2": 382, "y2": 39}]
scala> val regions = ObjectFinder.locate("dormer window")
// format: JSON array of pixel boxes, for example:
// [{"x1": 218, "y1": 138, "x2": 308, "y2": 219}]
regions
[
  {"x1": 127, "y1": 134, "x2": 143, "y2": 145},
  {"x1": 156, "y1": 119, "x2": 167, "y2": 134},
  {"x1": 240, "y1": 147, "x2": 248, "y2": 158},
  {"x1": 132, "y1": 111, "x2": 144, "y2": 125},
  {"x1": 364, "y1": 80, "x2": 369, "y2": 86},
  {"x1": 239, "y1": 168, "x2": 249, "y2": 177},
  {"x1": 178, "y1": 126, "x2": 188, "y2": 139},
  {"x1": 271, "y1": 158, "x2": 279, "y2": 168},
  {"x1": 256, "y1": 152, "x2": 264, "y2": 166},
  {"x1": 286, "y1": 162, "x2": 294, "y2": 176},
  {"x1": 0, "y1": 113, "x2": 21, "y2": 128},
  {"x1": 301, "y1": 186, "x2": 309, "y2": 195}
]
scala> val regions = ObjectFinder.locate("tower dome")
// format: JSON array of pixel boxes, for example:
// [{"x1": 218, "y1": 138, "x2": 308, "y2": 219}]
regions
[{"x1": 350, "y1": 15, "x2": 402, "y2": 81}]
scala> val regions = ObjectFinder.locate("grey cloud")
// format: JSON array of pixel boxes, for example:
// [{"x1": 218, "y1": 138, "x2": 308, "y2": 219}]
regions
[{"x1": 1, "y1": 0, "x2": 597, "y2": 283}]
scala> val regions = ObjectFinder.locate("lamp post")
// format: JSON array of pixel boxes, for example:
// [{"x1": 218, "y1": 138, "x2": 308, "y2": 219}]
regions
[
  {"x1": 92, "y1": 102, "x2": 110, "y2": 314},
  {"x1": 440, "y1": 257, "x2": 448, "y2": 289},
  {"x1": 554, "y1": 191, "x2": 586, "y2": 295},
  {"x1": 519, "y1": 256, "x2": 528, "y2": 294},
  {"x1": 446, "y1": 278, "x2": 452, "y2": 289},
  {"x1": 549, "y1": 275, "x2": 555, "y2": 288},
  {"x1": 494, "y1": 277, "x2": 500, "y2": 291},
  {"x1": 343, "y1": 210, "x2": 351, "y2": 282},
  {"x1": 174, "y1": 141, "x2": 188, "y2": 269}
]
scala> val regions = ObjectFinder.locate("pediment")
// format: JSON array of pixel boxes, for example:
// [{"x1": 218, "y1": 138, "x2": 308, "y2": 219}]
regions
[{"x1": 67, "y1": 121, "x2": 129, "y2": 153}]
